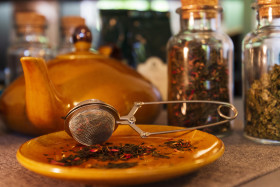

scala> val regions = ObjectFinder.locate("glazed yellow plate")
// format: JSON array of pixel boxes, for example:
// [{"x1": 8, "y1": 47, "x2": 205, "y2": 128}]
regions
[{"x1": 17, "y1": 125, "x2": 224, "y2": 185}]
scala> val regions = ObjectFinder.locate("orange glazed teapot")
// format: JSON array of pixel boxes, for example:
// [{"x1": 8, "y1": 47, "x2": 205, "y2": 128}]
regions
[{"x1": 0, "y1": 26, "x2": 161, "y2": 135}]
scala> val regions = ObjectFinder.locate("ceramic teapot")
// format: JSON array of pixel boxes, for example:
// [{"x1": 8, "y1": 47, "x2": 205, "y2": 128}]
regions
[{"x1": 0, "y1": 26, "x2": 161, "y2": 135}]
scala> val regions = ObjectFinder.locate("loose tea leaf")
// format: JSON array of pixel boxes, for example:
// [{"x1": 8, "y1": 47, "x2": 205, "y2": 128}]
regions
[
  {"x1": 245, "y1": 64, "x2": 280, "y2": 140},
  {"x1": 164, "y1": 139, "x2": 197, "y2": 151},
  {"x1": 168, "y1": 40, "x2": 230, "y2": 136}
]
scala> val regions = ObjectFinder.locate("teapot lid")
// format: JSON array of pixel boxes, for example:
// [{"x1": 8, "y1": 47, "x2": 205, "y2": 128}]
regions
[{"x1": 56, "y1": 25, "x2": 105, "y2": 60}]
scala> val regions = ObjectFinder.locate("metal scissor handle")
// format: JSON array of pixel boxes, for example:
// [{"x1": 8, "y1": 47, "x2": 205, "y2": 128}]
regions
[{"x1": 117, "y1": 100, "x2": 238, "y2": 138}]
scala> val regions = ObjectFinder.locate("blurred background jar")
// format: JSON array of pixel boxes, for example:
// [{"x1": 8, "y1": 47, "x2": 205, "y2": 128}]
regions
[
  {"x1": 243, "y1": 0, "x2": 280, "y2": 144},
  {"x1": 57, "y1": 16, "x2": 85, "y2": 55},
  {"x1": 5, "y1": 12, "x2": 53, "y2": 86},
  {"x1": 167, "y1": 0, "x2": 234, "y2": 137}
]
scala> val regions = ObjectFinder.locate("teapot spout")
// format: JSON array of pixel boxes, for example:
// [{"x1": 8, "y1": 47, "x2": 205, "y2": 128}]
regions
[{"x1": 20, "y1": 57, "x2": 70, "y2": 131}]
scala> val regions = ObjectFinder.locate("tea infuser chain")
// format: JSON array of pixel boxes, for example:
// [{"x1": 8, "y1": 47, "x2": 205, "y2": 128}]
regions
[{"x1": 117, "y1": 100, "x2": 238, "y2": 138}]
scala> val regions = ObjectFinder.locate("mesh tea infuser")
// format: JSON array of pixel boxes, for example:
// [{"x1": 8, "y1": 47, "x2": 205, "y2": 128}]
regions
[{"x1": 64, "y1": 99, "x2": 238, "y2": 146}]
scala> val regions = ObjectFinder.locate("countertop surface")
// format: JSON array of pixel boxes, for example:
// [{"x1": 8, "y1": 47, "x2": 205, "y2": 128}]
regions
[{"x1": 1, "y1": 98, "x2": 280, "y2": 187}]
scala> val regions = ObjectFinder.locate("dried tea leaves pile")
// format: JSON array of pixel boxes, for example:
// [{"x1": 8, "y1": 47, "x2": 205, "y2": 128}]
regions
[
  {"x1": 246, "y1": 64, "x2": 280, "y2": 140},
  {"x1": 45, "y1": 139, "x2": 197, "y2": 169}
]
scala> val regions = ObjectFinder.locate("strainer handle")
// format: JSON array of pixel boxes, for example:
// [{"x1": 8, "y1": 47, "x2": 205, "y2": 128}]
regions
[{"x1": 118, "y1": 100, "x2": 238, "y2": 138}]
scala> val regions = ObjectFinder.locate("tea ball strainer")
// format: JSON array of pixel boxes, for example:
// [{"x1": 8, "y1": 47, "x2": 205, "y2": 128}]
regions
[{"x1": 64, "y1": 99, "x2": 238, "y2": 146}]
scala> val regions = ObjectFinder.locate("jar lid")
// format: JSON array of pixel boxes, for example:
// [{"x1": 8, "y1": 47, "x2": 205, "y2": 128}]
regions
[
  {"x1": 61, "y1": 16, "x2": 85, "y2": 28},
  {"x1": 257, "y1": 0, "x2": 280, "y2": 17},
  {"x1": 258, "y1": 0, "x2": 280, "y2": 5},
  {"x1": 15, "y1": 12, "x2": 46, "y2": 26},
  {"x1": 180, "y1": 0, "x2": 220, "y2": 19},
  {"x1": 181, "y1": 0, "x2": 218, "y2": 8}
]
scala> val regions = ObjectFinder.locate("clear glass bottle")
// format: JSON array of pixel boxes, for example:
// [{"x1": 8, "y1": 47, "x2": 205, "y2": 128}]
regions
[
  {"x1": 243, "y1": 0, "x2": 280, "y2": 144},
  {"x1": 57, "y1": 16, "x2": 85, "y2": 55},
  {"x1": 167, "y1": 0, "x2": 234, "y2": 137},
  {"x1": 5, "y1": 12, "x2": 53, "y2": 86}
]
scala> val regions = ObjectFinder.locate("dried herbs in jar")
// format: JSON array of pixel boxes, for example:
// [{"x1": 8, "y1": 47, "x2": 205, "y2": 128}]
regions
[
  {"x1": 167, "y1": 1, "x2": 233, "y2": 137},
  {"x1": 242, "y1": 0, "x2": 280, "y2": 143},
  {"x1": 245, "y1": 65, "x2": 280, "y2": 141}
]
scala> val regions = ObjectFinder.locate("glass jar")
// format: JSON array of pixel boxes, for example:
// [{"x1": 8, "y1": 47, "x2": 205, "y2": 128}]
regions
[
  {"x1": 167, "y1": 0, "x2": 234, "y2": 137},
  {"x1": 5, "y1": 12, "x2": 53, "y2": 86},
  {"x1": 243, "y1": 0, "x2": 280, "y2": 144},
  {"x1": 57, "y1": 16, "x2": 85, "y2": 55}
]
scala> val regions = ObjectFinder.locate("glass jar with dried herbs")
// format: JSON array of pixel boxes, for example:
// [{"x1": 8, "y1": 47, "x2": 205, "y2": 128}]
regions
[
  {"x1": 243, "y1": 0, "x2": 280, "y2": 144},
  {"x1": 5, "y1": 12, "x2": 53, "y2": 86},
  {"x1": 167, "y1": 0, "x2": 233, "y2": 137}
]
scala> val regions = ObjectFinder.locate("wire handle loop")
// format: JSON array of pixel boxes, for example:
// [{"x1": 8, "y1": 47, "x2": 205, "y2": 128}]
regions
[{"x1": 118, "y1": 100, "x2": 238, "y2": 138}]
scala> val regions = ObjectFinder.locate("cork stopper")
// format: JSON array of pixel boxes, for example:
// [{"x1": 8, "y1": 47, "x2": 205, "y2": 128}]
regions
[
  {"x1": 61, "y1": 16, "x2": 85, "y2": 29},
  {"x1": 180, "y1": 0, "x2": 220, "y2": 19},
  {"x1": 15, "y1": 12, "x2": 46, "y2": 26},
  {"x1": 257, "y1": 0, "x2": 280, "y2": 17},
  {"x1": 15, "y1": 12, "x2": 46, "y2": 33},
  {"x1": 258, "y1": 0, "x2": 280, "y2": 5},
  {"x1": 181, "y1": 0, "x2": 218, "y2": 8}
]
